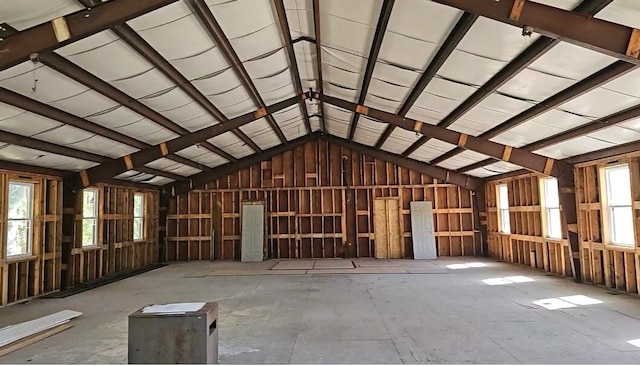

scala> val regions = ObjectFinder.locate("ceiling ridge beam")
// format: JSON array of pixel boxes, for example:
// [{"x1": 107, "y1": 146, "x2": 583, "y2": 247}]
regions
[
  {"x1": 111, "y1": 23, "x2": 262, "y2": 154},
  {"x1": 375, "y1": 11, "x2": 478, "y2": 148},
  {"x1": 347, "y1": 0, "x2": 395, "y2": 142},
  {"x1": 400, "y1": 0, "x2": 610, "y2": 158},
  {"x1": 273, "y1": 0, "x2": 312, "y2": 134},
  {"x1": 429, "y1": 60, "x2": 635, "y2": 166},
  {"x1": 166, "y1": 132, "x2": 320, "y2": 196},
  {"x1": 432, "y1": 0, "x2": 640, "y2": 64},
  {"x1": 324, "y1": 134, "x2": 480, "y2": 191},
  {"x1": 189, "y1": 0, "x2": 288, "y2": 144},
  {"x1": 312, "y1": 0, "x2": 326, "y2": 133},
  {"x1": 0, "y1": 129, "x2": 183, "y2": 181},
  {"x1": 0, "y1": 86, "x2": 203, "y2": 171},
  {"x1": 39, "y1": 52, "x2": 238, "y2": 163},
  {"x1": 0, "y1": 0, "x2": 179, "y2": 72},
  {"x1": 73, "y1": 94, "x2": 302, "y2": 189},
  {"x1": 319, "y1": 93, "x2": 573, "y2": 178}
]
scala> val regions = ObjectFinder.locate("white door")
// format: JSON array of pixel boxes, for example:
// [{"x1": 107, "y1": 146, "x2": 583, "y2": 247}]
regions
[
  {"x1": 410, "y1": 201, "x2": 437, "y2": 259},
  {"x1": 241, "y1": 203, "x2": 264, "y2": 262}
]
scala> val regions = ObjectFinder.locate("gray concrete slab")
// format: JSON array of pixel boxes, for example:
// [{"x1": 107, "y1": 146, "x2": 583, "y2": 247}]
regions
[
  {"x1": 272, "y1": 260, "x2": 315, "y2": 270},
  {"x1": 312, "y1": 259, "x2": 355, "y2": 269},
  {"x1": 1, "y1": 258, "x2": 640, "y2": 364}
]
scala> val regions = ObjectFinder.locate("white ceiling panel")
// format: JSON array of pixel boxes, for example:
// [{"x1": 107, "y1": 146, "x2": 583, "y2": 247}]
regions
[
  {"x1": 0, "y1": 102, "x2": 23, "y2": 120},
  {"x1": 386, "y1": 0, "x2": 460, "y2": 44},
  {"x1": 324, "y1": 82, "x2": 359, "y2": 103},
  {"x1": 458, "y1": 18, "x2": 540, "y2": 62},
  {"x1": 528, "y1": 42, "x2": 617, "y2": 81},
  {"x1": 603, "y1": 67, "x2": 640, "y2": 98},
  {"x1": 0, "y1": 144, "x2": 95, "y2": 171},
  {"x1": 482, "y1": 161, "x2": 522, "y2": 174},
  {"x1": 531, "y1": 0, "x2": 581, "y2": 10},
  {"x1": 464, "y1": 167, "x2": 499, "y2": 178},
  {"x1": 140, "y1": 87, "x2": 193, "y2": 112},
  {"x1": 491, "y1": 109, "x2": 593, "y2": 148},
  {"x1": 86, "y1": 105, "x2": 147, "y2": 129},
  {"x1": 245, "y1": 49, "x2": 289, "y2": 78},
  {"x1": 353, "y1": 116, "x2": 386, "y2": 146},
  {"x1": 111, "y1": 68, "x2": 175, "y2": 99},
  {"x1": 478, "y1": 93, "x2": 534, "y2": 116},
  {"x1": 0, "y1": 0, "x2": 82, "y2": 30},
  {"x1": 449, "y1": 105, "x2": 513, "y2": 136},
  {"x1": 284, "y1": 0, "x2": 314, "y2": 38},
  {"x1": 31, "y1": 124, "x2": 92, "y2": 145},
  {"x1": 322, "y1": 47, "x2": 367, "y2": 75},
  {"x1": 49, "y1": 89, "x2": 118, "y2": 118},
  {"x1": 372, "y1": 62, "x2": 421, "y2": 89},
  {"x1": 141, "y1": 176, "x2": 175, "y2": 185},
  {"x1": 216, "y1": 98, "x2": 256, "y2": 119},
  {"x1": 364, "y1": 94, "x2": 402, "y2": 114},
  {"x1": 274, "y1": 105, "x2": 307, "y2": 140},
  {"x1": 113, "y1": 118, "x2": 178, "y2": 145},
  {"x1": 381, "y1": 128, "x2": 422, "y2": 154},
  {"x1": 160, "y1": 101, "x2": 214, "y2": 127},
  {"x1": 438, "y1": 50, "x2": 506, "y2": 86},
  {"x1": 0, "y1": 64, "x2": 88, "y2": 104},
  {"x1": 172, "y1": 48, "x2": 229, "y2": 80},
  {"x1": 324, "y1": 64, "x2": 361, "y2": 90},
  {"x1": 437, "y1": 150, "x2": 491, "y2": 171},
  {"x1": 497, "y1": 68, "x2": 575, "y2": 103},
  {"x1": 193, "y1": 69, "x2": 244, "y2": 95},
  {"x1": 68, "y1": 135, "x2": 137, "y2": 159},
  {"x1": 208, "y1": 132, "x2": 255, "y2": 159},
  {"x1": 178, "y1": 113, "x2": 216, "y2": 132},
  {"x1": 595, "y1": 0, "x2": 640, "y2": 29},
  {"x1": 367, "y1": 78, "x2": 410, "y2": 104},
  {"x1": 377, "y1": 32, "x2": 439, "y2": 71},
  {"x1": 59, "y1": 31, "x2": 153, "y2": 82},
  {"x1": 534, "y1": 136, "x2": 615, "y2": 159},
  {"x1": 560, "y1": 87, "x2": 640, "y2": 118},
  {"x1": 0, "y1": 111, "x2": 61, "y2": 136},
  {"x1": 587, "y1": 125, "x2": 640, "y2": 144},
  {"x1": 174, "y1": 147, "x2": 228, "y2": 169},
  {"x1": 324, "y1": 105, "x2": 352, "y2": 139},
  {"x1": 240, "y1": 118, "x2": 282, "y2": 150},
  {"x1": 408, "y1": 139, "x2": 457, "y2": 163}
]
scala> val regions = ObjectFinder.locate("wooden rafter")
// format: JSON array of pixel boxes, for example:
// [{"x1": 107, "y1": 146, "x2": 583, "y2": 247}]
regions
[
  {"x1": 188, "y1": 0, "x2": 288, "y2": 144},
  {"x1": 346, "y1": 0, "x2": 395, "y2": 141},
  {"x1": 72, "y1": 95, "x2": 302, "y2": 189}
]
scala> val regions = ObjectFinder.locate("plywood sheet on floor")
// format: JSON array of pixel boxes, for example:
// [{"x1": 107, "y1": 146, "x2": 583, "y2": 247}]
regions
[
  {"x1": 271, "y1": 260, "x2": 315, "y2": 270},
  {"x1": 312, "y1": 260, "x2": 355, "y2": 269}
]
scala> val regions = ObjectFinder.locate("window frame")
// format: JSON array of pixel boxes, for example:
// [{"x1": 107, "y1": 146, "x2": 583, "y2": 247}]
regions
[
  {"x1": 81, "y1": 188, "x2": 99, "y2": 248},
  {"x1": 601, "y1": 164, "x2": 635, "y2": 248},
  {"x1": 497, "y1": 183, "x2": 511, "y2": 234},
  {"x1": 133, "y1": 192, "x2": 145, "y2": 242},
  {"x1": 6, "y1": 180, "x2": 35, "y2": 257},
  {"x1": 540, "y1": 177, "x2": 562, "y2": 240}
]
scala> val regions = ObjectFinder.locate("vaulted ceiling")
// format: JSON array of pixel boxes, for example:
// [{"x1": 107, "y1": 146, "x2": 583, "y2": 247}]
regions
[{"x1": 1, "y1": 0, "x2": 640, "y2": 193}]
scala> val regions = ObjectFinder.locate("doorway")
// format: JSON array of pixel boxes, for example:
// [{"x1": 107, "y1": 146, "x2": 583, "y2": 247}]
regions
[{"x1": 373, "y1": 198, "x2": 402, "y2": 259}]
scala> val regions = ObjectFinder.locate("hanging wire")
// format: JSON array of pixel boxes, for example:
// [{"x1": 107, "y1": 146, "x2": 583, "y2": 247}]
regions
[{"x1": 29, "y1": 53, "x2": 39, "y2": 93}]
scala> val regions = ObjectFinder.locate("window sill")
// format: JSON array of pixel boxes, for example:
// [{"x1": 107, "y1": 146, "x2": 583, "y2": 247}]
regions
[
  {"x1": 6, "y1": 254, "x2": 36, "y2": 263},
  {"x1": 545, "y1": 237, "x2": 563, "y2": 242},
  {"x1": 81, "y1": 245, "x2": 102, "y2": 251},
  {"x1": 605, "y1": 243, "x2": 636, "y2": 252}
]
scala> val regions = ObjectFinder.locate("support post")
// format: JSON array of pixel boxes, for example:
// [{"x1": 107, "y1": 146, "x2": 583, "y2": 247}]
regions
[
  {"x1": 473, "y1": 186, "x2": 489, "y2": 256},
  {"x1": 61, "y1": 178, "x2": 78, "y2": 290},
  {"x1": 558, "y1": 171, "x2": 582, "y2": 282}
]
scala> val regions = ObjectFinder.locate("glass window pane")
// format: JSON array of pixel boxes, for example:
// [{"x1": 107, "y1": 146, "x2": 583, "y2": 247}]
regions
[
  {"x1": 544, "y1": 178, "x2": 560, "y2": 208},
  {"x1": 7, "y1": 220, "x2": 31, "y2": 256},
  {"x1": 547, "y1": 208, "x2": 562, "y2": 239},
  {"x1": 606, "y1": 165, "x2": 632, "y2": 206},
  {"x1": 82, "y1": 218, "x2": 96, "y2": 247},
  {"x1": 8, "y1": 182, "x2": 33, "y2": 219},
  {"x1": 611, "y1": 206, "x2": 634, "y2": 245},
  {"x1": 83, "y1": 190, "x2": 97, "y2": 218},
  {"x1": 134, "y1": 194, "x2": 144, "y2": 217},
  {"x1": 133, "y1": 217, "x2": 143, "y2": 240},
  {"x1": 498, "y1": 185, "x2": 509, "y2": 209},
  {"x1": 501, "y1": 209, "x2": 510, "y2": 233}
]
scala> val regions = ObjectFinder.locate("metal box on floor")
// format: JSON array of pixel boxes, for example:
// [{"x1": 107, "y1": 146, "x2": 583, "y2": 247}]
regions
[{"x1": 128, "y1": 302, "x2": 218, "y2": 364}]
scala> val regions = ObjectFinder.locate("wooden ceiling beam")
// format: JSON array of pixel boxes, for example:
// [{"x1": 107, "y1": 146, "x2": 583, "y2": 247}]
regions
[
  {"x1": 401, "y1": 0, "x2": 613, "y2": 158},
  {"x1": 430, "y1": 60, "x2": 635, "y2": 166},
  {"x1": 0, "y1": 0, "x2": 178, "y2": 72},
  {"x1": 312, "y1": 0, "x2": 326, "y2": 133},
  {"x1": 188, "y1": 0, "x2": 288, "y2": 144},
  {"x1": 72, "y1": 94, "x2": 302, "y2": 189},
  {"x1": 320, "y1": 93, "x2": 573, "y2": 178},
  {"x1": 325, "y1": 135, "x2": 481, "y2": 191},
  {"x1": 375, "y1": 12, "x2": 478, "y2": 148},
  {"x1": 432, "y1": 0, "x2": 639, "y2": 64},
  {"x1": 347, "y1": 0, "x2": 395, "y2": 141},
  {"x1": 167, "y1": 132, "x2": 319, "y2": 196},
  {"x1": 112, "y1": 24, "x2": 262, "y2": 154},
  {"x1": 0, "y1": 86, "x2": 203, "y2": 171},
  {"x1": 273, "y1": 0, "x2": 312, "y2": 134},
  {"x1": 39, "y1": 52, "x2": 238, "y2": 163},
  {"x1": 0, "y1": 130, "x2": 183, "y2": 181}
]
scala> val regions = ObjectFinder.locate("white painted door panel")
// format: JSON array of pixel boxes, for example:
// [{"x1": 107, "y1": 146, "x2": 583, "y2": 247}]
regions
[
  {"x1": 410, "y1": 201, "x2": 437, "y2": 260},
  {"x1": 241, "y1": 203, "x2": 264, "y2": 262}
]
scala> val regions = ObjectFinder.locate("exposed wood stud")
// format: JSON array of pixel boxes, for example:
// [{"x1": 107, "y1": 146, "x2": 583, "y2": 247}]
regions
[
  {"x1": 626, "y1": 28, "x2": 640, "y2": 58},
  {"x1": 51, "y1": 17, "x2": 71, "y2": 42},
  {"x1": 502, "y1": 146, "x2": 513, "y2": 162},
  {"x1": 509, "y1": 0, "x2": 526, "y2": 21},
  {"x1": 413, "y1": 121, "x2": 423, "y2": 133}
]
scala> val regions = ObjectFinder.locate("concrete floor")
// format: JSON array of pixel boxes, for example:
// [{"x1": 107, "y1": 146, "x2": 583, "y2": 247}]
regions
[{"x1": 2, "y1": 257, "x2": 640, "y2": 364}]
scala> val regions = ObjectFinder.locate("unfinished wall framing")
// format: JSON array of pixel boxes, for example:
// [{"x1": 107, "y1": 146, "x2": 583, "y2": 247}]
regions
[
  {"x1": 67, "y1": 183, "x2": 159, "y2": 288},
  {"x1": 0, "y1": 169, "x2": 62, "y2": 306},
  {"x1": 166, "y1": 139, "x2": 480, "y2": 261},
  {"x1": 486, "y1": 175, "x2": 573, "y2": 277}
]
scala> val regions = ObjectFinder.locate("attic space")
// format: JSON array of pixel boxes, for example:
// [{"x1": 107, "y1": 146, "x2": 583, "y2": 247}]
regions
[{"x1": 2, "y1": 0, "x2": 640, "y2": 364}]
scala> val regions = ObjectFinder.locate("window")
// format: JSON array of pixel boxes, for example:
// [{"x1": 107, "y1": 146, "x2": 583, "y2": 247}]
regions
[
  {"x1": 82, "y1": 189, "x2": 98, "y2": 247},
  {"x1": 497, "y1": 184, "x2": 511, "y2": 234},
  {"x1": 603, "y1": 164, "x2": 634, "y2": 246},
  {"x1": 133, "y1": 193, "x2": 145, "y2": 241},
  {"x1": 7, "y1": 181, "x2": 34, "y2": 256},
  {"x1": 541, "y1": 177, "x2": 562, "y2": 239}
]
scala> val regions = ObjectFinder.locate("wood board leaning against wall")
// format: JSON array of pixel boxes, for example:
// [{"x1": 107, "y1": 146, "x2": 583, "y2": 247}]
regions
[
  {"x1": 486, "y1": 151, "x2": 640, "y2": 295},
  {"x1": 166, "y1": 139, "x2": 480, "y2": 261}
]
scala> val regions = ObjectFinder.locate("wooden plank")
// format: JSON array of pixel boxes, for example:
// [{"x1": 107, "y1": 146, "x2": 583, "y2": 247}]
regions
[
  {"x1": 0, "y1": 322, "x2": 72, "y2": 357},
  {"x1": 0, "y1": 310, "x2": 82, "y2": 347}
]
